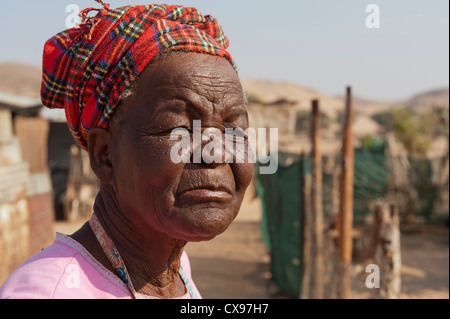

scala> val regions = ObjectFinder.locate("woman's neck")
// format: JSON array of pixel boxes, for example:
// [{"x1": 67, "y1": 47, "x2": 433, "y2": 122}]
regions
[{"x1": 93, "y1": 184, "x2": 188, "y2": 298}]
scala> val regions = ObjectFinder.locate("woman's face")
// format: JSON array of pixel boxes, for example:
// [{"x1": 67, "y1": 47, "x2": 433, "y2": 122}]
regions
[{"x1": 108, "y1": 53, "x2": 253, "y2": 242}]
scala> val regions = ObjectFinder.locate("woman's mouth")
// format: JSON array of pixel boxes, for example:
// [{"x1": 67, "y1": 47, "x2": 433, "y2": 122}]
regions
[{"x1": 177, "y1": 187, "x2": 233, "y2": 203}]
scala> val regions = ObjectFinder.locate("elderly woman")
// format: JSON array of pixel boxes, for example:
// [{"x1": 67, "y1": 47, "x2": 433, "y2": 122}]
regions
[{"x1": 0, "y1": 2, "x2": 252, "y2": 299}]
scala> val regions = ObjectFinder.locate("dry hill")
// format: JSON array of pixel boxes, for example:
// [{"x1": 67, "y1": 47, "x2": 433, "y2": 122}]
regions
[
  {"x1": 403, "y1": 87, "x2": 449, "y2": 111},
  {"x1": 0, "y1": 63, "x2": 41, "y2": 98},
  {"x1": 241, "y1": 78, "x2": 384, "y2": 154}
]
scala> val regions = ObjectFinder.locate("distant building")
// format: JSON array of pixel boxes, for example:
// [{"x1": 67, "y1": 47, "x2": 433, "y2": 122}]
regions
[{"x1": 0, "y1": 91, "x2": 77, "y2": 220}]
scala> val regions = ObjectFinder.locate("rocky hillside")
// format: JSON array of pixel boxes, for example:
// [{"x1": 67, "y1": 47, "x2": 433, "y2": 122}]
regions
[
  {"x1": 403, "y1": 87, "x2": 449, "y2": 111},
  {"x1": 241, "y1": 78, "x2": 385, "y2": 152}
]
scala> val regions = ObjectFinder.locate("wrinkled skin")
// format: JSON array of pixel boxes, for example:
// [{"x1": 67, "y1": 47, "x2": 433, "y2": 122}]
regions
[
  {"x1": 72, "y1": 52, "x2": 253, "y2": 298},
  {"x1": 107, "y1": 52, "x2": 253, "y2": 242}
]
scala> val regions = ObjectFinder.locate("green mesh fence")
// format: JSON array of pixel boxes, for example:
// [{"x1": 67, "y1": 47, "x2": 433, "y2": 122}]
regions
[
  {"x1": 256, "y1": 147, "x2": 448, "y2": 297},
  {"x1": 257, "y1": 156, "x2": 308, "y2": 297},
  {"x1": 353, "y1": 145, "x2": 388, "y2": 220}
]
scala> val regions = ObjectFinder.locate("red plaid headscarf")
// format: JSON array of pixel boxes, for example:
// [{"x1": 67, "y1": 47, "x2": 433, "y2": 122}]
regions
[{"x1": 41, "y1": 2, "x2": 234, "y2": 150}]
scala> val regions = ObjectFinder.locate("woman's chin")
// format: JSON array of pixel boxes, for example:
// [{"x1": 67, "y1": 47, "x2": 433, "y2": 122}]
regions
[{"x1": 171, "y1": 212, "x2": 236, "y2": 242}]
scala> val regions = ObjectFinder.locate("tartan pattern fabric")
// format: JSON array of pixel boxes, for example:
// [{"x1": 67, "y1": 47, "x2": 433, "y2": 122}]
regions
[{"x1": 41, "y1": 3, "x2": 234, "y2": 150}]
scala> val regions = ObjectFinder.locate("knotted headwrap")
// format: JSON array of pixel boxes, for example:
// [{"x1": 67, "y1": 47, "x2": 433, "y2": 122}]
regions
[{"x1": 41, "y1": 1, "x2": 234, "y2": 150}]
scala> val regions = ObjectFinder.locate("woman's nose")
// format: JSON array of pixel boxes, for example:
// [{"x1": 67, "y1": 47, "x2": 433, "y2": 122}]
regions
[{"x1": 191, "y1": 127, "x2": 229, "y2": 166}]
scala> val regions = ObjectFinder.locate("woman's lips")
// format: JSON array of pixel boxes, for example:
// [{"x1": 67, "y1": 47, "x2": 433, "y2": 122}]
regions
[{"x1": 178, "y1": 188, "x2": 233, "y2": 203}]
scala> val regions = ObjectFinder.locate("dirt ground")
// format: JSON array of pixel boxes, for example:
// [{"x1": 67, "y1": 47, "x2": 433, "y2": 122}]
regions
[
  {"x1": 54, "y1": 192, "x2": 449, "y2": 299},
  {"x1": 350, "y1": 223, "x2": 449, "y2": 299}
]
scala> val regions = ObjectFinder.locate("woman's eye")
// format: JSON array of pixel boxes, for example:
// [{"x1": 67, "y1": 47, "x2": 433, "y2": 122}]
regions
[{"x1": 157, "y1": 126, "x2": 190, "y2": 135}]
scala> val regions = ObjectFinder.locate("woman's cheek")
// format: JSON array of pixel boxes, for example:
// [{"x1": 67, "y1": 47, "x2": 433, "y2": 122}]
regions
[
  {"x1": 232, "y1": 161, "x2": 254, "y2": 194},
  {"x1": 115, "y1": 136, "x2": 182, "y2": 200}
]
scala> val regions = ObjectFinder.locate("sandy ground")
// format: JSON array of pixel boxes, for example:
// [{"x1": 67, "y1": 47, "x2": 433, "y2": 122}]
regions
[
  {"x1": 351, "y1": 224, "x2": 449, "y2": 299},
  {"x1": 54, "y1": 192, "x2": 449, "y2": 299}
]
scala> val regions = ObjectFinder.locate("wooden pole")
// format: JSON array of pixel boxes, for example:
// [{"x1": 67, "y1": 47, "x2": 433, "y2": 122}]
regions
[
  {"x1": 373, "y1": 201, "x2": 402, "y2": 299},
  {"x1": 337, "y1": 86, "x2": 354, "y2": 299},
  {"x1": 300, "y1": 169, "x2": 312, "y2": 299},
  {"x1": 388, "y1": 203, "x2": 402, "y2": 298},
  {"x1": 310, "y1": 99, "x2": 324, "y2": 299}
]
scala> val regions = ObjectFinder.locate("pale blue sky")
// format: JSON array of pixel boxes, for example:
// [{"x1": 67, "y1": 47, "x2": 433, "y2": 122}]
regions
[{"x1": 0, "y1": 0, "x2": 448, "y2": 101}]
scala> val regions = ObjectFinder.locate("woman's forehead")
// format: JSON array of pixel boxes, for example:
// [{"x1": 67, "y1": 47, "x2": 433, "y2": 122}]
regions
[
  {"x1": 113, "y1": 53, "x2": 246, "y2": 129},
  {"x1": 141, "y1": 53, "x2": 240, "y2": 87},
  {"x1": 134, "y1": 53, "x2": 244, "y2": 105}
]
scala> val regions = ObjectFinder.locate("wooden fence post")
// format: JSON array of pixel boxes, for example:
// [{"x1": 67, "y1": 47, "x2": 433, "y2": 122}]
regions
[
  {"x1": 310, "y1": 99, "x2": 324, "y2": 298},
  {"x1": 373, "y1": 201, "x2": 402, "y2": 299},
  {"x1": 300, "y1": 170, "x2": 312, "y2": 299},
  {"x1": 337, "y1": 86, "x2": 354, "y2": 299}
]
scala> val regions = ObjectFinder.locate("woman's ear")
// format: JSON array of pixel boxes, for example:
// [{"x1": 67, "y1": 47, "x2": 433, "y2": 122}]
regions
[{"x1": 87, "y1": 127, "x2": 114, "y2": 184}]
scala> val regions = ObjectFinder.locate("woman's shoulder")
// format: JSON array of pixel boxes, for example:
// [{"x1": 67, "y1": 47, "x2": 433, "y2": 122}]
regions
[
  {"x1": 0, "y1": 233, "x2": 131, "y2": 299},
  {"x1": 0, "y1": 233, "x2": 82, "y2": 298}
]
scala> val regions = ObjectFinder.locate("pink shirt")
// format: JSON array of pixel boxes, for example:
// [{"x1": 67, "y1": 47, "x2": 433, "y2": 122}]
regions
[{"x1": 0, "y1": 233, "x2": 201, "y2": 299}]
